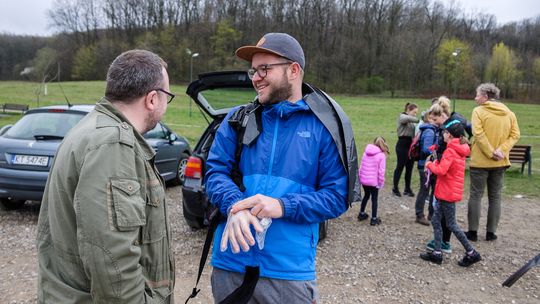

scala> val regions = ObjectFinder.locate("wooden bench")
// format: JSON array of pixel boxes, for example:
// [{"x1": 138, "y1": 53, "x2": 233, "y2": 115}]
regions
[
  {"x1": 509, "y1": 145, "x2": 532, "y2": 176},
  {"x1": 2, "y1": 103, "x2": 29, "y2": 114}
]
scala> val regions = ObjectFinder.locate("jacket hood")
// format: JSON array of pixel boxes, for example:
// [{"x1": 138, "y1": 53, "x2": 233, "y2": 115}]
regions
[
  {"x1": 480, "y1": 101, "x2": 512, "y2": 116},
  {"x1": 364, "y1": 144, "x2": 383, "y2": 156},
  {"x1": 447, "y1": 138, "x2": 470, "y2": 157},
  {"x1": 419, "y1": 123, "x2": 437, "y2": 132}
]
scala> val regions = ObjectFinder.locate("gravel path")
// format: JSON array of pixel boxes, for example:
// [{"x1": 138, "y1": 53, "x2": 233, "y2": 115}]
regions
[{"x1": 1, "y1": 186, "x2": 538, "y2": 303}]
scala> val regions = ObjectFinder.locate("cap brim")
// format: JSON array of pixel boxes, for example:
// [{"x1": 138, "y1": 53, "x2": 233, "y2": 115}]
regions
[{"x1": 235, "y1": 46, "x2": 287, "y2": 63}]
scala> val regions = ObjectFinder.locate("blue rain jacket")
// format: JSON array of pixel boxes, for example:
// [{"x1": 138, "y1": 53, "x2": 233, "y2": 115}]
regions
[{"x1": 205, "y1": 99, "x2": 348, "y2": 280}]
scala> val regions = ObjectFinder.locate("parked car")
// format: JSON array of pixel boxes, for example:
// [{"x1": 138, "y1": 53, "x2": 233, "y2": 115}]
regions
[
  {"x1": 0, "y1": 104, "x2": 190, "y2": 209},
  {"x1": 181, "y1": 71, "x2": 329, "y2": 240}
]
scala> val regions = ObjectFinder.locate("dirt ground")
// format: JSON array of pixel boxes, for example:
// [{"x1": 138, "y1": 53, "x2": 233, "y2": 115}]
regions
[{"x1": 0, "y1": 186, "x2": 538, "y2": 303}]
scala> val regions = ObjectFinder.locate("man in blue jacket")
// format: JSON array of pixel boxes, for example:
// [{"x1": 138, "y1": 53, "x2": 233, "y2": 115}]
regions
[{"x1": 205, "y1": 33, "x2": 350, "y2": 303}]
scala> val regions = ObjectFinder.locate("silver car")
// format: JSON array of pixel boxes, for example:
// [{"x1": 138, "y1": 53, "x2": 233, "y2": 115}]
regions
[{"x1": 0, "y1": 104, "x2": 190, "y2": 209}]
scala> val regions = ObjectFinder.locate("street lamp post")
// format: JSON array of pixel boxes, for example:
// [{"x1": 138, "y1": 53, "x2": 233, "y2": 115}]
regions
[
  {"x1": 186, "y1": 49, "x2": 199, "y2": 117},
  {"x1": 452, "y1": 49, "x2": 461, "y2": 113}
]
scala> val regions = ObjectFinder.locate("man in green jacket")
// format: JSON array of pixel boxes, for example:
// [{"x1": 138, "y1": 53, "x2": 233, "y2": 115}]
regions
[{"x1": 37, "y1": 49, "x2": 176, "y2": 303}]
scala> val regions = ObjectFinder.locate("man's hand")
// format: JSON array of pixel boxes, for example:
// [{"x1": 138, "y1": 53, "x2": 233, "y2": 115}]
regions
[
  {"x1": 220, "y1": 210, "x2": 263, "y2": 253},
  {"x1": 231, "y1": 194, "x2": 284, "y2": 219}
]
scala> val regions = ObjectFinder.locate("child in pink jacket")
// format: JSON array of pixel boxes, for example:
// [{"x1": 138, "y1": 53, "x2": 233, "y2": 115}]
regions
[{"x1": 358, "y1": 136, "x2": 389, "y2": 225}]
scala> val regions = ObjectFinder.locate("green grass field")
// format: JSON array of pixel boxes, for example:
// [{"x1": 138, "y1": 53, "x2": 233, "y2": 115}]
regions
[{"x1": 1, "y1": 80, "x2": 538, "y2": 198}]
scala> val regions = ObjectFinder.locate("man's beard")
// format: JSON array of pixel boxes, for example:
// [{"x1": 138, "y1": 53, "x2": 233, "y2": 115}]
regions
[
  {"x1": 144, "y1": 112, "x2": 160, "y2": 134},
  {"x1": 259, "y1": 71, "x2": 293, "y2": 105}
]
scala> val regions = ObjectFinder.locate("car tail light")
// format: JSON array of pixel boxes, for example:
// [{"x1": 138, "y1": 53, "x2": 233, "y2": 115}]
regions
[{"x1": 184, "y1": 156, "x2": 202, "y2": 179}]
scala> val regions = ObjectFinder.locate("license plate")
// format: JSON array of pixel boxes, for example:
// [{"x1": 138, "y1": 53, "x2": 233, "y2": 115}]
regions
[{"x1": 12, "y1": 155, "x2": 49, "y2": 167}]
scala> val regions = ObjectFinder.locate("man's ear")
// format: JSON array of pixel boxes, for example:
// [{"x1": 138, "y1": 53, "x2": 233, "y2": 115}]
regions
[
  {"x1": 144, "y1": 90, "x2": 158, "y2": 111},
  {"x1": 288, "y1": 62, "x2": 301, "y2": 80}
]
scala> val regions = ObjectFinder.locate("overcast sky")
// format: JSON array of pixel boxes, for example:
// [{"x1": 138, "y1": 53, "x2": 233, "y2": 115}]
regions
[{"x1": 0, "y1": 0, "x2": 539, "y2": 36}]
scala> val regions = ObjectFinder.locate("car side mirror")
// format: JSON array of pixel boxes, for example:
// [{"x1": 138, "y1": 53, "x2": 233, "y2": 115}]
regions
[
  {"x1": 0, "y1": 125, "x2": 12, "y2": 136},
  {"x1": 169, "y1": 133, "x2": 177, "y2": 143}
]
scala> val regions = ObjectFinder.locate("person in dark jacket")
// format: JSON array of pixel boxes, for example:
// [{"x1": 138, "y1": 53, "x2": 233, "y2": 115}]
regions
[
  {"x1": 205, "y1": 33, "x2": 354, "y2": 303},
  {"x1": 392, "y1": 102, "x2": 419, "y2": 197},
  {"x1": 414, "y1": 112, "x2": 437, "y2": 226},
  {"x1": 420, "y1": 121, "x2": 482, "y2": 267}
]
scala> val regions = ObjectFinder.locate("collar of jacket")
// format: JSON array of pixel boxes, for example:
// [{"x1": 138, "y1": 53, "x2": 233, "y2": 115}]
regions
[
  {"x1": 262, "y1": 99, "x2": 309, "y2": 119},
  {"x1": 94, "y1": 97, "x2": 156, "y2": 160}
]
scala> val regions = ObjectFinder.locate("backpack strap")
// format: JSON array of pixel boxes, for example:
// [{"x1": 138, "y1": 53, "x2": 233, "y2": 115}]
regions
[
  {"x1": 185, "y1": 208, "x2": 221, "y2": 304},
  {"x1": 185, "y1": 101, "x2": 262, "y2": 304}
]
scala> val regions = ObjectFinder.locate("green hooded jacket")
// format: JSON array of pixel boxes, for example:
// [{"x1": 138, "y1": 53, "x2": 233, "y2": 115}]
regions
[{"x1": 37, "y1": 98, "x2": 175, "y2": 303}]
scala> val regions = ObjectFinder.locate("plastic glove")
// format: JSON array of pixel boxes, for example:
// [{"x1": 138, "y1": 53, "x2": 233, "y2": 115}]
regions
[
  {"x1": 256, "y1": 218, "x2": 272, "y2": 250},
  {"x1": 220, "y1": 210, "x2": 263, "y2": 253}
]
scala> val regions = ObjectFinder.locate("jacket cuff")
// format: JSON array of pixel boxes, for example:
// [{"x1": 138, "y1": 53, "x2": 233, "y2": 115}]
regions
[{"x1": 280, "y1": 197, "x2": 295, "y2": 219}]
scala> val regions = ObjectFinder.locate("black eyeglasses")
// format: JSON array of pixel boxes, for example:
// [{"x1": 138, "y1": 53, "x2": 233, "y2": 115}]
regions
[
  {"x1": 154, "y1": 88, "x2": 175, "y2": 104},
  {"x1": 247, "y1": 62, "x2": 292, "y2": 79}
]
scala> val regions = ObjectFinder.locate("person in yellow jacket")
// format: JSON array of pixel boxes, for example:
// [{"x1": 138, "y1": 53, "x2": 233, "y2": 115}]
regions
[
  {"x1": 37, "y1": 50, "x2": 176, "y2": 303},
  {"x1": 465, "y1": 83, "x2": 520, "y2": 242}
]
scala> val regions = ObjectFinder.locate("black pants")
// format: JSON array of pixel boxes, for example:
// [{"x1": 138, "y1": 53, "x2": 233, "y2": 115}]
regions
[
  {"x1": 393, "y1": 136, "x2": 414, "y2": 191},
  {"x1": 360, "y1": 185, "x2": 379, "y2": 218}
]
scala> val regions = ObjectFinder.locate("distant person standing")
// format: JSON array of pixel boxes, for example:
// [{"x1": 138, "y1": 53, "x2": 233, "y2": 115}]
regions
[
  {"x1": 392, "y1": 102, "x2": 419, "y2": 197},
  {"x1": 358, "y1": 136, "x2": 389, "y2": 226},
  {"x1": 37, "y1": 50, "x2": 176, "y2": 303},
  {"x1": 466, "y1": 83, "x2": 520, "y2": 242},
  {"x1": 414, "y1": 112, "x2": 437, "y2": 226}
]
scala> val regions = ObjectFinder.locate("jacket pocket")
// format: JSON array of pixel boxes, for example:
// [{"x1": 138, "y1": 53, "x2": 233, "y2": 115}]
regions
[{"x1": 111, "y1": 178, "x2": 146, "y2": 231}]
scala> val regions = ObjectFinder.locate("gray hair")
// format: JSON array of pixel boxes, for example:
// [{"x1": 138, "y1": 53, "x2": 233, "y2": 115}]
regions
[
  {"x1": 105, "y1": 49, "x2": 167, "y2": 103},
  {"x1": 476, "y1": 83, "x2": 500, "y2": 100}
]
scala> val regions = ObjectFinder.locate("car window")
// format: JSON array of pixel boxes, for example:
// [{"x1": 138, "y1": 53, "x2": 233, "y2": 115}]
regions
[
  {"x1": 144, "y1": 123, "x2": 168, "y2": 139},
  {"x1": 200, "y1": 87, "x2": 256, "y2": 111},
  {"x1": 3, "y1": 112, "x2": 85, "y2": 139}
]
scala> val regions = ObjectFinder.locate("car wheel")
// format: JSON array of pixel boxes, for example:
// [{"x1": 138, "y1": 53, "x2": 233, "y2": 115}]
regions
[
  {"x1": 171, "y1": 153, "x2": 189, "y2": 186},
  {"x1": 0, "y1": 199, "x2": 26, "y2": 210},
  {"x1": 318, "y1": 220, "x2": 329, "y2": 243},
  {"x1": 182, "y1": 202, "x2": 206, "y2": 229}
]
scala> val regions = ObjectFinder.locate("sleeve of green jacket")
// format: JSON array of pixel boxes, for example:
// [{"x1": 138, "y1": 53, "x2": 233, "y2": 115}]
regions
[{"x1": 74, "y1": 140, "x2": 147, "y2": 303}]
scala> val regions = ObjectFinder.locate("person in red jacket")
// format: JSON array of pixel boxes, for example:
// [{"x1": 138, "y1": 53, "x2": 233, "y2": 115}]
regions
[{"x1": 420, "y1": 120, "x2": 482, "y2": 267}]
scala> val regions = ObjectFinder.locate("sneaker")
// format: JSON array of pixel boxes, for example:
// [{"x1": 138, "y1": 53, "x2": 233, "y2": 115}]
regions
[
  {"x1": 392, "y1": 188, "x2": 401, "y2": 197},
  {"x1": 486, "y1": 232, "x2": 498, "y2": 241},
  {"x1": 370, "y1": 217, "x2": 381, "y2": 226},
  {"x1": 458, "y1": 250, "x2": 482, "y2": 267},
  {"x1": 403, "y1": 189, "x2": 415, "y2": 197},
  {"x1": 465, "y1": 231, "x2": 478, "y2": 242},
  {"x1": 420, "y1": 251, "x2": 443, "y2": 264},
  {"x1": 357, "y1": 212, "x2": 369, "y2": 221},
  {"x1": 426, "y1": 239, "x2": 452, "y2": 254},
  {"x1": 415, "y1": 216, "x2": 430, "y2": 226}
]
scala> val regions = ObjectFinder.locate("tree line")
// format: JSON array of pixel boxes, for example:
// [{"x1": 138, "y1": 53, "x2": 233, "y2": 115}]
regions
[{"x1": 1, "y1": 0, "x2": 540, "y2": 101}]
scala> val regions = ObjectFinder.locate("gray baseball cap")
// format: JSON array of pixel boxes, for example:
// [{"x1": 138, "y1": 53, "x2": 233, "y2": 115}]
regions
[{"x1": 236, "y1": 33, "x2": 305, "y2": 69}]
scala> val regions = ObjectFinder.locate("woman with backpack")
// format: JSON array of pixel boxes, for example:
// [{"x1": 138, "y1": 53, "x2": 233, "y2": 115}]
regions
[
  {"x1": 392, "y1": 102, "x2": 419, "y2": 197},
  {"x1": 424, "y1": 96, "x2": 471, "y2": 253}
]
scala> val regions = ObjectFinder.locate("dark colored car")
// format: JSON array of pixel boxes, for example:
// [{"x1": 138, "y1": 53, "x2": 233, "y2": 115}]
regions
[
  {"x1": 0, "y1": 104, "x2": 190, "y2": 209},
  {"x1": 181, "y1": 71, "x2": 329, "y2": 240}
]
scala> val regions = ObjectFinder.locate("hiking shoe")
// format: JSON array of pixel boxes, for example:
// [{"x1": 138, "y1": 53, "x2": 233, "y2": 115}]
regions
[
  {"x1": 416, "y1": 216, "x2": 430, "y2": 226},
  {"x1": 370, "y1": 217, "x2": 381, "y2": 226},
  {"x1": 486, "y1": 232, "x2": 498, "y2": 241},
  {"x1": 392, "y1": 188, "x2": 401, "y2": 197},
  {"x1": 458, "y1": 250, "x2": 482, "y2": 267},
  {"x1": 465, "y1": 231, "x2": 478, "y2": 242},
  {"x1": 426, "y1": 239, "x2": 452, "y2": 254},
  {"x1": 403, "y1": 189, "x2": 415, "y2": 197},
  {"x1": 357, "y1": 212, "x2": 369, "y2": 221},
  {"x1": 420, "y1": 251, "x2": 443, "y2": 265}
]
